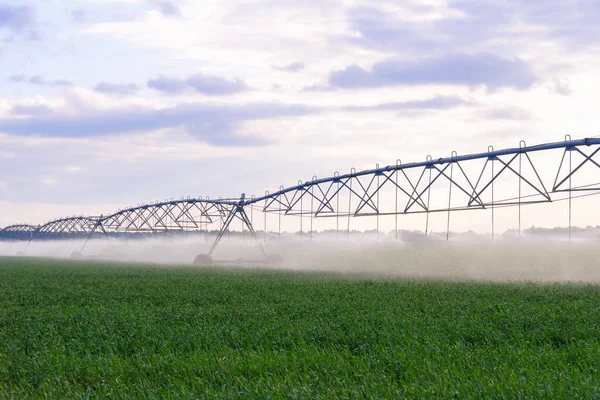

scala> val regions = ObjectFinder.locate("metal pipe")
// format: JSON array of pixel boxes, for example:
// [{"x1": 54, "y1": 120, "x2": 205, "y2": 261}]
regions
[{"x1": 446, "y1": 152, "x2": 457, "y2": 241}]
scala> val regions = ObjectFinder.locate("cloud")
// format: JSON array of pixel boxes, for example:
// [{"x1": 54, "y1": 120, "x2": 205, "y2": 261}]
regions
[
  {"x1": 302, "y1": 84, "x2": 335, "y2": 92},
  {"x1": 147, "y1": 0, "x2": 181, "y2": 17},
  {"x1": 482, "y1": 106, "x2": 533, "y2": 121},
  {"x1": 349, "y1": 3, "x2": 600, "y2": 57},
  {"x1": 0, "y1": 6, "x2": 34, "y2": 33},
  {"x1": 344, "y1": 96, "x2": 473, "y2": 112},
  {"x1": 66, "y1": 165, "x2": 86, "y2": 173},
  {"x1": 9, "y1": 75, "x2": 73, "y2": 87},
  {"x1": 447, "y1": 1, "x2": 600, "y2": 50},
  {"x1": 275, "y1": 62, "x2": 305, "y2": 72},
  {"x1": 348, "y1": 7, "x2": 444, "y2": 53},
  {"x1": 11, "y1": 104, "x2": 53, "y2": 116},
  {"x1": 148, "y1": 73, "x2": 249, "y2": 95},
  {"x1": 147, "y1": 76, "x2": 187, "y2": 93},
  {"x1": 0, "y1": 101, "x2": 316, "y2": 146},
  {"x1": 94, "y1": 82, "x2": 140, "y2": 95},
  {"x1": 71, "y1": 9, "x2": 85, "y2": 22},
  {"x1": 553, "y1": 79, "x2": 572, "y2": 96},
  {"x1": 41, "y1": 177, "x2": 59, "y2": 186},
  {"x1": 329, "y1": 53, "x2": 538, "y2": 90}
]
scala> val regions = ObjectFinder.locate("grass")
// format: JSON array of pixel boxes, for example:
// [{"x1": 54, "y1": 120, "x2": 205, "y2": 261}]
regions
[{"x1": 1, "y1": 256, "x2": 600, "y2": 398}]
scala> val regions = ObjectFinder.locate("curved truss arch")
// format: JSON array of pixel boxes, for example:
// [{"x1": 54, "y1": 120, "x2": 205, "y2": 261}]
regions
[
  {"x1": 1, "y1": 224, "x2": 38, "y2": 232},
  {"x1": 0, "y1": 224, "x2": 39, "y2": 240},
  {"x1": 36, "y1": 216, "x2": 101, "y2": 239},
  {"x1": 100, "y1": 198, "x2": 239, "y2": 233}
]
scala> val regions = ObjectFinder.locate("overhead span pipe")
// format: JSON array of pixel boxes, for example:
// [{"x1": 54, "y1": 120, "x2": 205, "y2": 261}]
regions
[{"x1": 245, "y1": 138, "x2": 600, "y2": 205}]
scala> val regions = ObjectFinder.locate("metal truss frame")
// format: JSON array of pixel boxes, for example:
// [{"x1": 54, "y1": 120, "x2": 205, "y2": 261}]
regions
[
  {"x1": 3, "y1": 137, "x2": 600, "y2": 256},
  {"x1": 0, "y1": 224, "x2": 38, "y2": 241}
]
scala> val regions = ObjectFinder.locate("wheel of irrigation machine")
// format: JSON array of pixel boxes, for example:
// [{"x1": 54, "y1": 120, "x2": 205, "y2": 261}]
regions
[
  {"x1": 16, "y1": 251, "x2": 24, "y2": 256},
  {"x1": 266, "y1": 253, "x2": 283, "y2": 264},
  {"x1": 70, "y1": 251, "x2": 83, "y2": 260},
  {"x1": 193, "y1": 253, "x2": 214, "y2": 265}
]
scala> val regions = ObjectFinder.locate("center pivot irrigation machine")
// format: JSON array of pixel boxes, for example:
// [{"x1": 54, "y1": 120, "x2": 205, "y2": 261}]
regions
[{"x1": 2, "y1": 136, "x2": 600, "y2": 264}]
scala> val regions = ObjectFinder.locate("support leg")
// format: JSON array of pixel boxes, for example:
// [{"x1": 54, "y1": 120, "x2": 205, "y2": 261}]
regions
[
  {"x1": 17, "y1": 231, "x2": 36, "y2": 256},
  {"x1": 237, "y1": 207, "x2": 268, "y2": 259},
  {"x1": 195, "y1": 204, "x2": 275, "y2": 264},
  {"x1": 72, "y1": 220, "x2": 110, "y2": 259},
  {"x1": 208, "y1": 207, "x2": 237, "y2": 256}
]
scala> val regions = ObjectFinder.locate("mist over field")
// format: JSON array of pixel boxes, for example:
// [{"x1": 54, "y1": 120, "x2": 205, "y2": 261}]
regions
[{"x1": 2, "y1": 234, "x2": 599, "y2": 283}]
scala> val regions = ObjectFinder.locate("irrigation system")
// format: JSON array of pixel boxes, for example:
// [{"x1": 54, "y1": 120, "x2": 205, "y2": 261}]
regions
[{"x1": 2, "y1": 136, "x2": 600, "y2": 263}]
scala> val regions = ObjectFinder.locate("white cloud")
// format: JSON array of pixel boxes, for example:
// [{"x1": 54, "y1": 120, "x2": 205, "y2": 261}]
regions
[
  {"x1": 65, "y1": 165, "x2": 86, "y2": 173},
  {"x1": 78, "y1": 0, "x2": 363, "y2": 85},
  {"x1": 0, "y1": 151, "x2": 15, "y2": 159},
  {"x1": 41, "y1": 178, "x2": 59, "y2": 186}
]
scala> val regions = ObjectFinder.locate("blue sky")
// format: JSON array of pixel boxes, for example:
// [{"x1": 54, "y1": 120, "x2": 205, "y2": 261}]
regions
[{"x1": 1, "y1": 0, "x2": 600, "y2": 231}]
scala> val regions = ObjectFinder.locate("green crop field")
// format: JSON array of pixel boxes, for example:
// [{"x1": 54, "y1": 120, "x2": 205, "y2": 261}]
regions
[{"x1": 1, "y1": 256, "x2": 600, "y2": 398}]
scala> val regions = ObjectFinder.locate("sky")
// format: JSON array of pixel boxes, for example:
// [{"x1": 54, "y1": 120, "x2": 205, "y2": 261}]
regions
[{"x1": 1, "y1": 0, "x2": 600, "y2": 231}]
